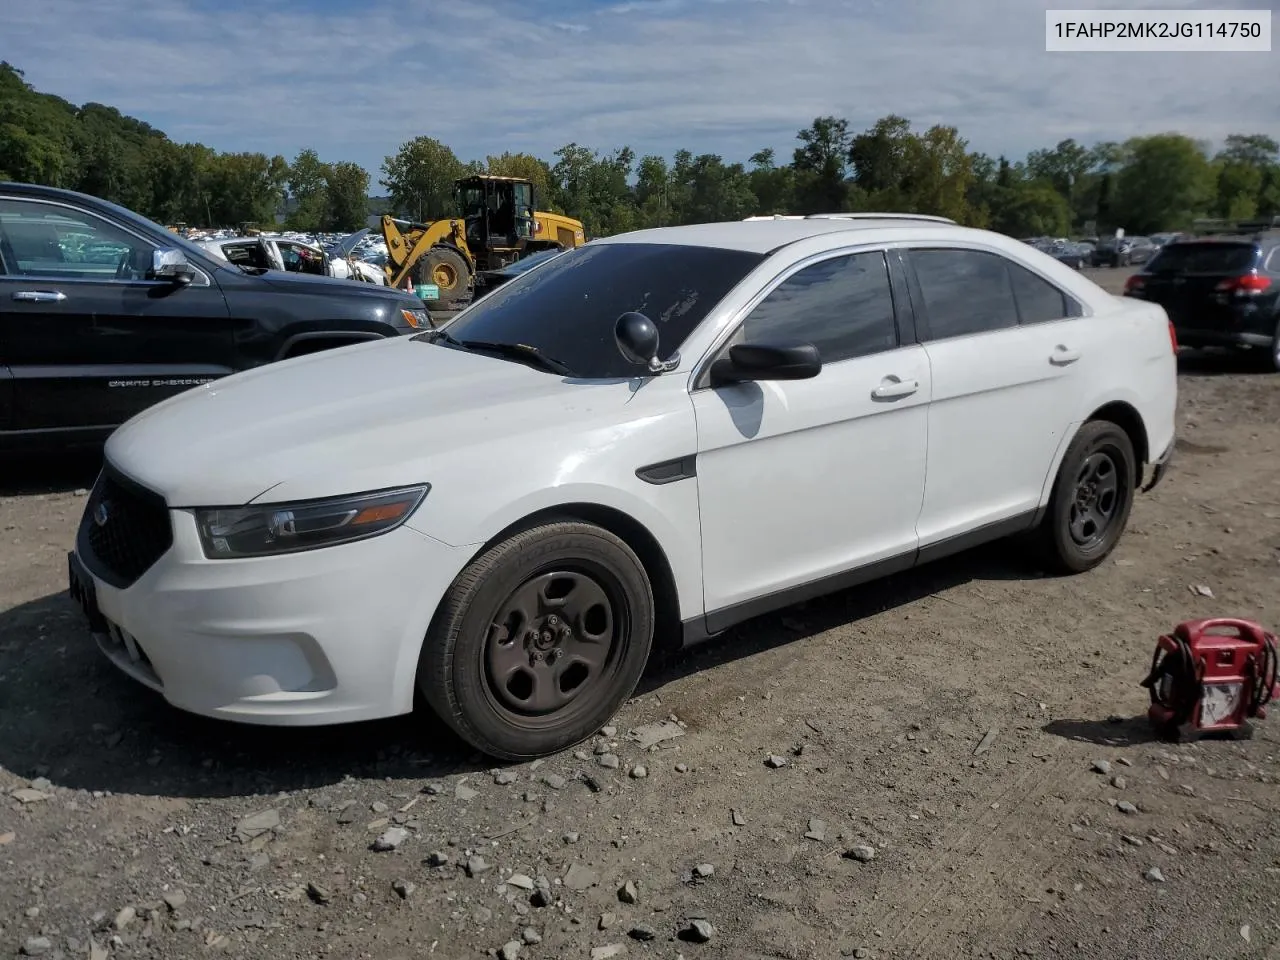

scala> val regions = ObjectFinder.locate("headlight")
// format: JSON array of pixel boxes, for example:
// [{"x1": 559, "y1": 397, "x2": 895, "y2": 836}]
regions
[
  {"x1": 195, "y1": 485, "x2": 429, "y2": 559},
  {"x1": 400, "y1": 308, "x2": 430, "y2": 328}
]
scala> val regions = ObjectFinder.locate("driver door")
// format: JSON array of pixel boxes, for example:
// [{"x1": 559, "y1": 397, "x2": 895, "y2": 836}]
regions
[
  {"x1": 691, "y1": 249, "x2": 931, "y2": 629},
  {"x1": 0, "y1": 194, "x2": 236, "y2": 434}
]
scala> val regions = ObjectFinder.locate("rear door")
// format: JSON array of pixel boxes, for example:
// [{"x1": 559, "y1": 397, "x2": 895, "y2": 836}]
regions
[
  {"x1": 0, "y1": 195, "x2": 237, "y2": 436},
  {"x1": 904, "y1": 245, "x2": 1091, "y2": 549},
  {"x1": 1136, "y1": 241, "x2": 1262, "y2": 334}
]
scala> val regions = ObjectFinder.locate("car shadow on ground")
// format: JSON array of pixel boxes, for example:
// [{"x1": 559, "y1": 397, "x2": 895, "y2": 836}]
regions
[
  {"x1": 1177, "y1": 349, "x2": 1272, "y2": 377},
  {"x1": 0, "y1": 539, "x2": 1049, "y2": 801},
  {"x1": 1041, "y1": 716, "x2": 1164, "y2": 748}
]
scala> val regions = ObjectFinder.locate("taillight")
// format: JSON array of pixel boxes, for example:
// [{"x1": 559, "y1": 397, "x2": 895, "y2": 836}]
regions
[
  {"x1": 1214, "y1": 273, "x2": 1272, "y2": 294},
  {"x1": 1124, "y1": 274, "x2": 1146, "y2": 295},
  {"x1": 1168, "y1": 319, "x2": 1177, "y2": 353}
]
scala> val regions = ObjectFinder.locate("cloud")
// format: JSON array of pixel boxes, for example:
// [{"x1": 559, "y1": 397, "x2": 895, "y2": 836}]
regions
[{"x1": 4, "y1": 0, "x2": 1275, "y2": 183}]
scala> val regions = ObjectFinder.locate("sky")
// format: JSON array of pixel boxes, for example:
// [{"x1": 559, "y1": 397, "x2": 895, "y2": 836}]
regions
[{"x1": 3, "y1": 0, "x2": 1277, "y2": 187}]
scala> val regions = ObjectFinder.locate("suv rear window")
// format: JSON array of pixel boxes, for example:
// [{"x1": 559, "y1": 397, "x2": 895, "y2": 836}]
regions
[{"x1": 1147, "y1": 242, "x2": 1258, "y2": 274}]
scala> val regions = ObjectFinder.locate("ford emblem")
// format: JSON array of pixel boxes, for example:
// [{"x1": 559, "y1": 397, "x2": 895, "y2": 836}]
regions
[{"x1": 94, "y1": 501, "x2": 111, "y2": 527}]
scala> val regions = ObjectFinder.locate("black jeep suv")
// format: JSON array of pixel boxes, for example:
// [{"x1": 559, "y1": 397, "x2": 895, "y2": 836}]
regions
[
  {"x1": 0, "y1": 182, "x2": 431, "y2": 452},
  {"x1": 1123, "y1": 223, "x2": 1280, "y2": 372}
]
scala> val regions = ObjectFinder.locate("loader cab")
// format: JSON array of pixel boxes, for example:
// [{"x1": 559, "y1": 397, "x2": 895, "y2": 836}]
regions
[{"x1": 456, "y1": 175, "x2": 535, "y2": 257}]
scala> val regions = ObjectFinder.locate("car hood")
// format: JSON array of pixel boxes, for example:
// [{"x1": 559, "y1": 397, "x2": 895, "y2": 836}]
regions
[
  {"x1": 105, "y1": 337, "x2": 634, "y2": 507},
  {"x1": 256, "y1": 268, "x2": 414, "y2": 302}
]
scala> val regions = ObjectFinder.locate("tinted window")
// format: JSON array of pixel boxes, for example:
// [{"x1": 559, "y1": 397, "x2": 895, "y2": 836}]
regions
[
  {"x1": 1008, "y1": 262, "x2": 1081, "y2": 323},
  {"x1": 439, "y1": 242, "x2": 764, "y2": 379},
  {"x1": 0, "y1": 199, "x2": 154, "y2": 280},
  {"x1": 1266, "y1": 247, "x2": 1280, "y2": 272},
  {"x1": 739, "y1": 251, "x2": 897, "y2": 363},
  {"x1": 1147, "y1": 242, "x2": 1259, "y2": 274},
  {"x1": 910, "y1": 249, "x2": 1019, "y2": 339}
]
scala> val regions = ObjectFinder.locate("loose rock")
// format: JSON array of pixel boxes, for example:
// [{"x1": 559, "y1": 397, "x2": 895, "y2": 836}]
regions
[
  {"x1": 694, "y1": 862, "x2": 715, "y2": 878},
  {"x1": 507, "y1": 873, "x2": 536, "y2": 891},
  {"x1": 498, "y1": 941, "x2": 522, "y2": 960},
  {"x1": 307, "y1": 881, "x2": 332, "y2": 904},
  {"x1": 590, "y1": 945, "x2": 627, "y2": 960},
  {"x1": 522, "y1": 927, "x2": 542, "y2": 945},
  {"x1": 731, "y1": 809, "x2": 746, "y2": 826},
  {"x1": 1111, "y1": 775, "x2": 1128, "y2": 790},
  {"x1": 675, "y1": 763, "x2": 689, "y2": 773},
  {"x1": 234, "y1": 808, "x2": 280, "y2": 841},
  {"x1": 1092, "y1": 760, "x2": 1112, "y2": 775},
  {"x1": 543, "y1": 774, "x2": 567, "y2": 790},
  {"x1": 162, "y1": 890, "x2": 188, "y2": 911},
  {"x1": 494, "y1": 771, "x2": 519, "y2": 786},
  {"x1": 426, "y1": 850, "x2": 451, "y2": 867},
  {"x1": 10, "y1": 788, "x2": 51, "y2": 804},
  {"x1": 371, "y1": 826, "x2": 410, "y2": 852},
  {"x1": 392, "y1": 879, "x2": 416, "y2": 899},
  {"x1": 629, "y1": 924, "x2": 657, "y2": 941},
  {"x1": 598, "y1": 753, "x2": 620, "y2": 770},
  {"x1": 630, "y1": 765, "x2": 648, "y2": 779},
  {"x1": 599, "y1": 912, "x2": 616, "y2": 930},
  {"x1": 628, "y1": 720, "x2": 685, "y2": 749},
  {"x1": 1145, "y1": 866, "x2": 1166, "y2": 883},
  {"x1": 845, "y1": 845, "x2": 876, "y2": 862},
  {"x1": 1117, "y1": 801, "x2": 1139, "y2": 815},
  {"x1": 618, "y1": 879, "x2": 640, "y2": 903},
  {"x1": 765, "y1": 755, "x2": 789, "y2": 769},
  {"x1": 563, "y1": 864, "x2": 598, "y2": 891},
  {"x1": 455, "y1": 782, "x2": 479, "y2": 802},
  {"x1": 805, "y1": 818, "x2": 827, "y2": 841},
  {"x1": 684, "y1": 919, "x2": 715, "y2": 943},
  {"x1": 114, "y1": 906, "x2": 137, "y2": 930},
  {"x1": 466, "y1": 855, "x2": 491, "y2": 877},
  {"x1": 20, "y1": 938, "x2": 52, "y2": 957}
]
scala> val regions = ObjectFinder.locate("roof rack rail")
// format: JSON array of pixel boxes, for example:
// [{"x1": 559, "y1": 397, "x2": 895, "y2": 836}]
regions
[{"x1": 742, "y1": 212, "x2": 958, "y2": 224}]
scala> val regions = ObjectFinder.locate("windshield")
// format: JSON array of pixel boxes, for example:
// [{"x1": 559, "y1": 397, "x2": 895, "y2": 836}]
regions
[
  {"x1": 437, "y1": 242, "x2": 765, "y2": 379},
  {"x1": 1147, "y1": 242, "x2": 1258, "y2": 274}
]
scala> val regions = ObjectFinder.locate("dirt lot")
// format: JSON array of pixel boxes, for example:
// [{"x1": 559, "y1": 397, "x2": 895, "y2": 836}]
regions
[{"x1": 3, "y1": 267, "x2": 1280, "y2": 960}]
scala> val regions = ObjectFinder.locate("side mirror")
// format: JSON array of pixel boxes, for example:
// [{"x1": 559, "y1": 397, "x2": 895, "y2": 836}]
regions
[
  {"x1": 710, "y1": 340, "x2": 822, "y2": 386},
  {"x1": 614, "y1": 312, "x2": 680, "y2": 374},
  {"x1": 150, "y1": 247, "x2": 195, "y2": 285}
]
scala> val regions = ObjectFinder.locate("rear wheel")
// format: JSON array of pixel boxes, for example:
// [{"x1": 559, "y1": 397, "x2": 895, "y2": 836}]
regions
[
  {"x1": 1036, "y1": 420, "x2": 1136, "y2": 574},
  {"x1": 417, "y1": 522, "x2": 655, "y2": 761},
  {"x1": 1266, "y1": 320, "x2": 1280, "y2": 373}
]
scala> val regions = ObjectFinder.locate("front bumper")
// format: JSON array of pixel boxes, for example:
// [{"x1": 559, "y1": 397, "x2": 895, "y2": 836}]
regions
[{"x1": 68, "y1": 511, "x2": 473, "y2": 726}]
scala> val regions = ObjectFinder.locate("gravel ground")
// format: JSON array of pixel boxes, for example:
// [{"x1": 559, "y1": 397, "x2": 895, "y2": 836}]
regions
[{"x1": 3, "y1": 268, "x2": 1280, "y2": 960}]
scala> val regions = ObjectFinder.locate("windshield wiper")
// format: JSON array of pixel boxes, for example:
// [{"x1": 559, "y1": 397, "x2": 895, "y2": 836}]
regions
[
  {"x1": 458, "y1": 340, "x2": 577, "y2": 377},
  {"x1": 413, "y1": 326, "x2": 464, "y2": 347}
]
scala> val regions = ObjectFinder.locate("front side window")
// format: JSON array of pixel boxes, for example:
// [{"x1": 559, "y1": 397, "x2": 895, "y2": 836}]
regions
[
  {"x1": 738, "y1": 251, "x2": 898, "y2": 364},
  {"x1": 0, "y1": 198, "x2": 154, "y2": 281},
  {"x1": 909, "y1": 248, "x2": 1020, "y2": 340},
  {"x1": 435, "y1": 242, "x2": 765, "y2": 379}
]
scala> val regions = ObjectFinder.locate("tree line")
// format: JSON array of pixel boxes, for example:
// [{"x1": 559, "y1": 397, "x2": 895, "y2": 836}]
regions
[{"x1": 3, "y1": 61, "x2": 1277, "y2": 239}]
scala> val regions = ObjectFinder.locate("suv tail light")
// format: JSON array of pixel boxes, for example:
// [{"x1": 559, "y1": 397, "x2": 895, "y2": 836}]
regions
[
  {"x1": 1214, "y1": 273, "x2": 1272, "y2": 295},
  {"x1": 1168, "y1": 319, "x2": 1177, "y2": 353},
  {"x1": 1124, "y1": 274, "x2": 1146, "y2": 295}
]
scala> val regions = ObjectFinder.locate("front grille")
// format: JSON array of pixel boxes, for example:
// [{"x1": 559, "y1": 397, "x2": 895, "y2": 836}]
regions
[{"x1": 77, "y1": 465, "x2": 174, "y2": 589}]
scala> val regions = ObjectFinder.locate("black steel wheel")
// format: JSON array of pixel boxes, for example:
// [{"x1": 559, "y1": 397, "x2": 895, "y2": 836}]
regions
[
  {"x1": 417, "y1": 522, "x2": 654, "y2": 761},
  {"x1": 1036, "y1": 420, "x2": 1136, "y2": 573}
]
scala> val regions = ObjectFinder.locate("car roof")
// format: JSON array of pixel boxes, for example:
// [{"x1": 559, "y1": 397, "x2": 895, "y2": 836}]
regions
[{"x1": 591, "y1": 216, "x2": 965, "y2": 254}]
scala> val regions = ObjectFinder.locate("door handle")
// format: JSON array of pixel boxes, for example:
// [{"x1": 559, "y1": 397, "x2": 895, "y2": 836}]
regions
[
  {"x1": 871, "y1": 376, "x2": 919, "y2": 400},
  {"x1": 12, "y1": 290, "x2": 67, "y2": 303},
  {"x1": 1049, "y1": 345, "x2": 1081, "y2": 365}
]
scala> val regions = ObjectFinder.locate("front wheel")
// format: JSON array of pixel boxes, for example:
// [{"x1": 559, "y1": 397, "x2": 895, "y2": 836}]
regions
[
  {"x1": 417, "y1": 522, "x2": 655, "y2": 761},
  {"x1": 1035, "y1": 420, "x2": 1137, "y2": 574}
]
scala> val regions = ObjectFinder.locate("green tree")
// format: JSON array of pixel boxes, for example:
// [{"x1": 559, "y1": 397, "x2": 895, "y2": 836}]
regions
[
  {"x1": 380, "y1": 136, "x2": 464, "y2": 222},
  {"x1": 793, "y1": 116, "x2": 850, "y2": 213},
  {"x1": 287, "y1": 148, "x2": 331, "y2": 231},
  {"x1": 485, "y1": 151, "x2": 556, "y2": 209},
  {"x1": 1113, "y1": 134, "x2": 1215, "y2": 232},
  {"x1": 325, "y1": 161, "x2": 370, "y2": 231}
]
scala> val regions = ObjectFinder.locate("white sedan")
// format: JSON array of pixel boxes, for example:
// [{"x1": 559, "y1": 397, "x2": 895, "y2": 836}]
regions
[{"x1": 67, "y1": 213, "x2": 1177, "y2": 760}]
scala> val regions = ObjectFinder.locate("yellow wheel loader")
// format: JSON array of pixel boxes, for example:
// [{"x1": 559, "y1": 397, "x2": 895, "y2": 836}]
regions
[{"x1": 381, "y1": 175, "x2": 586, "y2": 305}]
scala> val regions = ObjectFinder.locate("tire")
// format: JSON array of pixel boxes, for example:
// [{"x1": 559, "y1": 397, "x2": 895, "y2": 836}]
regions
[
  {"x1": 417, "y1": 522, "x2": 655, "y2": 761},
  {"x1": 1264, "y1": 320, "x2": 1280, "y2": 373},
  {"x1": 1036, "y1": 420, "x2": 1137, "y2": 574},
  {"x1": 414, "y1": 246, "x2": 471, "y2": 306}
]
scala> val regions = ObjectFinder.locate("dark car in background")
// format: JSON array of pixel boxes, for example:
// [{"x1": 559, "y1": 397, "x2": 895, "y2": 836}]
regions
[
  {"x1": 1091, "y1": 235, "x2": 1158, "y2": 267},
  {"x1": 1123, "y1": 226, "x2": 1280, "y2": 371},
  {"x1": 0, "y1": 182, "x2": 432, "y2": 452}
]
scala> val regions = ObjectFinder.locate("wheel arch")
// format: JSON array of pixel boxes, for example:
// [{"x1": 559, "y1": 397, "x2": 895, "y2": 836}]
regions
[
  {"x1": 464, "y1": 502, "x2": 684, "y2": 658},
  {"x1": 1086, "y1": 400, "x2": 1149, "y2": 466}
]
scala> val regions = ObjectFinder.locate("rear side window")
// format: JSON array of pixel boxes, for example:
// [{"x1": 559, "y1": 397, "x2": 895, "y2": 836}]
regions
[
  {"x1": 909, "y1": 249, "x2": 1019, "y2": 339},
  {"x1": 1147, "y1": 242, "x2": 1258, "y2": 274},
  {"x1": 740, "y1": 251, "x2": 898, "y2": 363},
  {"x1": 1008, "y1": 262, "x2": 1083, "y2": 324}
]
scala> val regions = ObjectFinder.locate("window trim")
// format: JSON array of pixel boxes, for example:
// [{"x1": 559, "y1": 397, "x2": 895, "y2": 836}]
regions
[
  {"x1": 0, "y1": 196, "x2": 212, "y2": 288},
  {"x1": 690, "y1": 244, "x2": 907, "y2": 392},
  {"x1": 1264, "y1": 246, "x2": 1280, "y2": 273},
  {"x1": 900, "y1": 242, "x2": 1085, "y2": 345}
]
